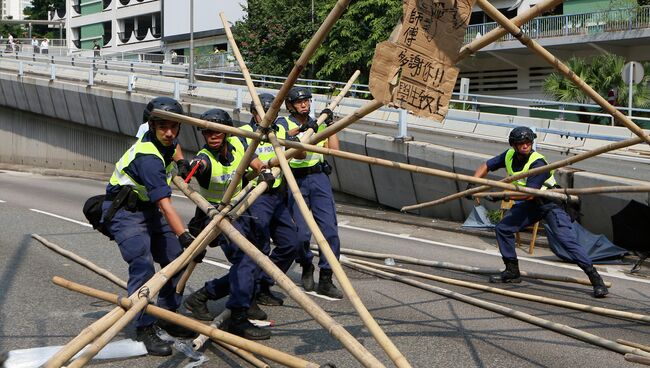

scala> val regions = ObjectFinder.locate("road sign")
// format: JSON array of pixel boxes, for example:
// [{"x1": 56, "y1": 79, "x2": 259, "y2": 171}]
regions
[{"x1": 622, "y1": 61, "x2": 644, "y2": 85}]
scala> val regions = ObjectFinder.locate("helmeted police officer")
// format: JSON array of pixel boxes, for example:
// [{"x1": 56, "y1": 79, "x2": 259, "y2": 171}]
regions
[
  {"x1": 102, "y1": 96, "x2": 197, "y2": 356},
  {"x1": 281, "y1": 86, "x2": 344, "y2": 299},
  {"x1": 239, "y1": 93, "x2": 299, "y2": 306},
  {"x1": 182, "y1": 108, "x2": 274, "y2": 340},
  {"x1": 471, "y1": 126, "x2": 608, "y2": 298}
]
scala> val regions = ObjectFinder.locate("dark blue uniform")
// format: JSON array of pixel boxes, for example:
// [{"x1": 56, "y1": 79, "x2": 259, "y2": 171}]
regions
[
  {"x1": 487, "y1": 150, "x2": 592, "y2": 267},
  {"x1": 102, "y1": 131, "x2": 183, "y2": 328}
]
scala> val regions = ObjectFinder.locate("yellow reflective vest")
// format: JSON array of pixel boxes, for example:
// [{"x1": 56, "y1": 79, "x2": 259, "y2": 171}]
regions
[{"x1": 504, "y1": 148, "x2": 557, "y2": 189}]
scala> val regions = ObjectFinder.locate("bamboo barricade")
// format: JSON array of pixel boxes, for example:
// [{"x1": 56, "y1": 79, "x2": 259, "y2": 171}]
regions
[
  {"x1": 193, "y1": 309, "x2": 230, "y2": 350},
  {"x1": 44, "y1": 194, "x2": 241, "y2": 368},
  {"x1": 215, "y1": 341, "x2": 270, "y2": 368},
  {"x1": 154, "y1": 109, "x2": 579, "y2": 205},
  {"x1": 341, "y1": 260, "x2": 650, "y2": 358},
  {"x1": 32, "y1": 234, "x2": 127, "y2": 289},
  {"x1": 348, "y1": 258, "x2": 647, "y2": 323},
  {"x1": 216, "y1": 0, "x2": 351, "y2": 208},
  {"x1": 625, "y1": 354, "x2": 650, "y2": 366},
  {"x1": 403, "y1": 135, "x2": 645, "y2": 211},
  {"x1": 476, "y1": 0, "x2": 650, "y2": 146},
  {"x1": 52, "y1": 277, "x2": 319, "y2": 368},
  {"x1": 473, "y1": 185, "x2": 650, "y2": 198},
  {"x1": 329, "y1": 247, "x2": 611, "y2": 287},
  {"x1": 619, "y1": 339, "x2": 650, "y2": 353},
  {"x1": 174, "y1": 177, "x2": 386, "y2": 368},
  {"x1": 220, "y1": 14, "x2": 409, "y2": 367},
  {"x1": 457, "y1": 0, "x2": 563, "y2": 61}
]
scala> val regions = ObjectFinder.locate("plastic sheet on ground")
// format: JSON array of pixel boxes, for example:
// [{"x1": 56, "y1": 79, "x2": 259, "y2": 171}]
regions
[
  {"x1": 461, "y1": 205, "x2": 495, "y2": 229},
  {"x1": 545, "y1": 221, "x2": 628, "y2": 263}
]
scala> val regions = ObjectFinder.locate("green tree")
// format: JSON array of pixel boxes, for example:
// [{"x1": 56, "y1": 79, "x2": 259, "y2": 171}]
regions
[
  {"x1": 311, "y1": 0, "x2": 402, "y2": 83},
  {"x1": 23, "y1": 0, "x2": 65, "y2": 37},
  {"x1": 543, "y1": 54, "x2": 650, "y2": 124},
  {"x1": 232, "y1": 0, "x2": 402, "y2": 83}
]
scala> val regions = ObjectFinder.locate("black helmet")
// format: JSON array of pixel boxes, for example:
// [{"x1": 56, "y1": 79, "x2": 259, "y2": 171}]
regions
[
  {"x1": 250, "y1": 93, "x2": 275, "y2": 113},
  {"x1": 144, "y1": 96, "x2": 184, "y2": 123},
  {"x1": 285, "y1": 87, "x2": 312, "y2": 103},
  {"x1": 199, "y1": 108, "x2": 233, "y2": 130},
  {"x1": 509, "y1": 126, "x2": 537, "y2": 145}
]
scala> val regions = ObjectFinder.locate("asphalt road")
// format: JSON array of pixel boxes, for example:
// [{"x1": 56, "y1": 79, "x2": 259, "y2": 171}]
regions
[{"x1": 1, "y1": 169, "x2": 649, "y2": 368}]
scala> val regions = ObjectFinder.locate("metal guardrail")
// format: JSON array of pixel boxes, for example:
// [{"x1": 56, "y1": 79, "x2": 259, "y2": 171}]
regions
[
  {"x1": 465, "y1": 6, "x2": 650, "y2": 44},
  {"x1": 0, "y1": 53, "x2": 648, "y2": 146}
]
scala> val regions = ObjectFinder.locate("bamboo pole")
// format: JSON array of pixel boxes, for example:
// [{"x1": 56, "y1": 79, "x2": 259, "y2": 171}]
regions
[
  {"x1": 193, "y1": 309, "x2": 231, "y2": 350},
  {"x1": 220, "y1": 18, "x2": 408, "y2": 365},
  {"x1": 348, "y1": 258, "x2": 647, "y2": 323},
  {"x1": 174, "y1": 177, "x2": 386, "y2": 368},
  {"x1": 44, "y1": 204, "x2": 228, "y2": 367},
  {"x1": 215, "y1": 341, "x2": 270, "y2": 368},
  {"x1": 216, "y1": 0, "x2": 352, "y2": 208},
  {"x1": 32, "y1": 234, "x2": 127, "y2": 289},
  {"x1": 618, "y1": 339, "x2": 650, "y2": 353},
  {"x1": 625, "y1": 354, "x2": 650, "y2": 365},
  {"x1": 331, "y1": 247, "x2": 611, "y2": 287},
  {"x1": 342, "y1": 260, "x2": 650, "y2": 358},
  {"x1": 402, "y1": 135, "x2": 644, "y2": 211},
  {"x1": 52, "y1": 277, "x2": 320, "y2": 368},
  {"x1": 267, "y1": 132, "x2": 410, "y2": 367},
  {"x1": 457, "y1": 0, "x2": 563, "y2": 61},
  {"x1": 472, "y1": 185, "x2": 650, "y2": 198},
  {"x1": 476, "y1": 0, "x2": 650, "y2": 146}
]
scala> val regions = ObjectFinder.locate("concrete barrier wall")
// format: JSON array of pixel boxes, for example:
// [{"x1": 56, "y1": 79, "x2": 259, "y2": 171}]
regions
[{"x1": 333, "y1": 129, "x2": 377, "y2": 202}]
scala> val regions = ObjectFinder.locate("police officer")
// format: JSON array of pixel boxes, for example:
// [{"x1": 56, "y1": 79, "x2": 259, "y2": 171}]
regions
[
  {"x1": 140, "y1": 103, "x2": 191, "y2": 179},
  {"x1": 470, "y1": 126, "x2": 608, "y2": 298},
  {"x1": 102, "y1": 96, "x2": 196, "y2": 356},
  {"x1": 182, "y1": 108, "x2": 274, "y2": 340},
  {"x1": 240, "y1": 93, "x2": 299, "y2": 306},
  {"x1": 281, "y1": 87, "x2": 344, "y2": 299}
]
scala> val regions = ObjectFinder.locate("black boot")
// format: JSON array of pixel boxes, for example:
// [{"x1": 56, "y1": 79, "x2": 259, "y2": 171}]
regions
[
  {"x1": 583, "y1": 265, "x2": 609, "y2": 298},
  {"x1": 489, "y1": 258, "x2": 522, "y2": 283},
  {"x1": 183, "y1": 287, "x2": 213, "y2": 321},
  {"x1": 247, "y1": 301, "x2": 268, "y2": 321},
  {"x1": 156, "y1": 316, "x2": 198, "y2": 339},
  {"x1": 256, "y1": 284, "x2": 283, "y2": 306},
  {"x1": 301, "y1": 263, "x2": 315, "y2": 292},
  {"x1": 317, "y1": 269, "x2": 344, "y2": 299},
  {"x1": 136, "y1": 324, "x2": 172, "y2": 356},
  {"x1": 227, "y1": 308, "x2": 271, "y2": 340}
]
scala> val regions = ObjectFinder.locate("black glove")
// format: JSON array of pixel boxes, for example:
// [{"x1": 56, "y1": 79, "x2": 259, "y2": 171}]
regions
[
  {"x1": 189, "y1": 158, "x2": 206, "y2": 175},
  {"x1": 176, "y1": 159, "x2": 191, "y2": 179},
  {"x1": 178, "y1": 231, "x2": 195, "y2": 249},
  {"x1": 464, "y1": 183, "x2": 477, "y2": 200},
  {"x1": 259, "y1": 168, "x2": 275, "y2": 188},
  {"x1": 320, "y1": 108, "x2": 334, "y2": 126},
  {"x1": 298, "y1": 119, "x2": 319, "y2": 133},
  {"x1": 193, "y1": 249, "x2": 207, "y2": 263},
  {"x1": 286, "y1": 135, "x2": 301, "y2": 143}
]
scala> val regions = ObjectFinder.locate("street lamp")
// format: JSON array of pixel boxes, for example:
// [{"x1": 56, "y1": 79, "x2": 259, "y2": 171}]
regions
[{"x1": 189, "y1": 0, "x2": 194, "y2": 88}]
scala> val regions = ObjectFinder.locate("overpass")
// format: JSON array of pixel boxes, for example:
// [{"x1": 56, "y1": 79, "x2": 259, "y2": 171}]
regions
[{"x1": 0, "y1": 53, "x2": 648, "y2": 239}]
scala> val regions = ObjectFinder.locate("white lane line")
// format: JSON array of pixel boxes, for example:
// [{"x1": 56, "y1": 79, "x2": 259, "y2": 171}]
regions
[
  {"x1": 339, "y1": 223, "x2": 650, "y2": 284},
  {"x1": 172, "y1": 193, "x2": 187, "y2": 199},
  {"x1": 0, "y1": 199, "x2": 5, "y2": 203},
  {"x1": 29, "y1": 209, "x2": 92, "y2": 228},
  {"x1": 203, "y1": 259, "x2": 231, "y2": 270}
]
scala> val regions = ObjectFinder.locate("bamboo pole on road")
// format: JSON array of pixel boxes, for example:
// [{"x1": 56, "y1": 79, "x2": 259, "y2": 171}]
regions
[
  {"x1": 472, "y1": 185, "x2": 650, "y2": 198},
  {"x1": 174, "y1": 177, "x2": 386, "y2": 368},
  {"x1": 349, "y1": 258, "x2": 646, "y2": 323},
  {"x1": 342, "y1": 260, "x2": 650, "y2": 358},
  {"x1": 331, "y1": 247, "x2": 611, "y2": 287},
  {"x1": 52, "y1": 277, "x2": 319, "y2": 368}
]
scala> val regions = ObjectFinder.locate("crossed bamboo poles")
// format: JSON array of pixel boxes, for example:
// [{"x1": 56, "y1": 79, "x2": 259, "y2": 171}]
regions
[{"x1": 43, "y1": 1, "x2": 650, "y2": 366}]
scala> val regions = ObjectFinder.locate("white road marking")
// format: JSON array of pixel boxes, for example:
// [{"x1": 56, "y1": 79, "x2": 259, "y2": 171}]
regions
[
  {"x1": 0, "y1": 199, "x2": 5, "y2": 203},
  {"x1": 172, "y1": 193, "x2": 187, "y2": 199},
  {"x1": 339, "y1": 223, "x2": 650, "y2": 284},
  {"x1": 303, "y1": 290, "x2": 342, "y2": 301},
  {"x1": 30, "y1": 209, "x2": 92, "y2": 227},
  {"x1": 203, "y1": 259, "x2": 231, "y2": 270}
]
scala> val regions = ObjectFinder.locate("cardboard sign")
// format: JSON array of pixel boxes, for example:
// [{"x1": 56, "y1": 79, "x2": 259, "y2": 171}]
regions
[{"x1": 369, "y1": 0, "x2": 475, "y2": 122}]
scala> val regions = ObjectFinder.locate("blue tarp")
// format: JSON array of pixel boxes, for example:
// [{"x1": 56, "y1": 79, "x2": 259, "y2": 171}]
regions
[{"x1": 545, "y1": 221, "x2": 628, "y2": 263}]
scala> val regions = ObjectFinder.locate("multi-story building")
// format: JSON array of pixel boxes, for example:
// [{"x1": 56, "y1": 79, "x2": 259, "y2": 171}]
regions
[
  {"x1": 51, "y1": 1, "x2": 245, "y2": 59},
  {"x1": 2, "y1": 0, "x2": 22, "y2": 20}
]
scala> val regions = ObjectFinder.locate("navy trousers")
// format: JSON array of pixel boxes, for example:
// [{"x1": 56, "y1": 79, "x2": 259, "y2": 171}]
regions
[
  {"x1": 288, "y1": 172, "x2": 340, "y2": 270},
  {"x1": 102, "y1": 201, "x2": 184, "y2": 328},
  {"x1": 495, "y1": 200, "x2": 592, "y2": 267},
  {"x1": 249, "y1": 190, "x2": 299, "y2": 289}
]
